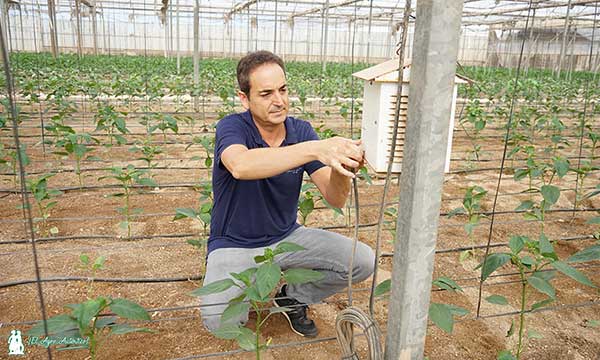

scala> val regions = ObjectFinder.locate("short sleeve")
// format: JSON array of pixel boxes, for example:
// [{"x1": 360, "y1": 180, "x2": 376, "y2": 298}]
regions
[
  {"x1": 215, "y1": 116, "x2": 248, "y2": 170},
  {"x1": 299, "y1": 121, "x2": 326, "y2": 175}
]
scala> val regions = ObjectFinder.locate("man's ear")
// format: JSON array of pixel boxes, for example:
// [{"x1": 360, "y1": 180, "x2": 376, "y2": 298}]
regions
[{"x1": 238, "y1": 90, "x2": 250, "y2": 110}]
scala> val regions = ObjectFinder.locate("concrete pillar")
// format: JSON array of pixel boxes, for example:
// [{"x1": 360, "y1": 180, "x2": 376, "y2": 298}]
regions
[{"x1": 384, "y1": 1, "x2": 464, "y2": 359}]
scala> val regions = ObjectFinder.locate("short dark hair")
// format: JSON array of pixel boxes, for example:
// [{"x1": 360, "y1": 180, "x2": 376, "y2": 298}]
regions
[{"x1": 237, "y1": 51, "x2": 285, "y2": 96}]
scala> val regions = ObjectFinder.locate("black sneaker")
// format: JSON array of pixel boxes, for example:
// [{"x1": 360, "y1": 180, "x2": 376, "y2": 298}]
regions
[{"x1": 273, "y1": 284, "x2": 318, "y2": 338}]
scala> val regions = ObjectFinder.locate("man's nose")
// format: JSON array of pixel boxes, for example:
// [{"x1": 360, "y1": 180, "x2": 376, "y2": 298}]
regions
[{"x1": 272, "y1": 91, "x2": 284, "y2": 106}]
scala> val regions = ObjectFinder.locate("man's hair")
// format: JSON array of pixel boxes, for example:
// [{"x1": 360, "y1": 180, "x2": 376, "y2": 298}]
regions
[{"x1": 237, "y1": 51, "x2": 285, "y2": 97}]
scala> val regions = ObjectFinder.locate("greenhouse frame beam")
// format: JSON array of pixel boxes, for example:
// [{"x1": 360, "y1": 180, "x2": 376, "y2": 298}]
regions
[
  {"x1": 463, "y1": 0, "x2": 599, "y2": 17},
  {"x1": 224, "y1": 0, "x2": 257, "y2": 21},
  {"x1": 288, "y1": 0, "x2": 360, "y2": 19},
  {"x1": 384, "y1": 0, "x2": 464, "y2": 359}
]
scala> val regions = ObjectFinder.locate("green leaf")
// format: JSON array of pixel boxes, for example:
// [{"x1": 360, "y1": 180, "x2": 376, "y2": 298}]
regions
[
  {"x1": 497, "y1": 350, "x2": 516, "y2": 360},
  {"x1": 432, "y1": 276, "x2": 463, "y2": 292},
  {"x1": 526, "y1": 276, "x2": 556, "y2": 299},
  {"x1": 283, "y1": 268, "x2": 324, "y2": 284},
  {"x1": 521, "y1": 255, "x2": 535, "y2": 267},
  {"x1": 110, "y1": 298, "x2": 150, "y2": 320},
  {"x1": 531, "y1": 298, "x2": 554, "y2": 311},
  {"x1": 540, "y1": 185, "x2": 560, "y2": 206},
  {"x1": 80, "y1": 254, "x2": 90, "y2": 265},
  {"x1": 374, "y1": 279, "x2": 391, "y2": 297},
  {"x1": 584, "y1": 319, "x2": 600, "y2": 328},
  {"x1": 230, "y1": 268, "x2": 257, "y2": 287},
  {"x1": 515, "y1": 200, "x2": 534, "y2": 211},
  {"x1": 527, "y1": 328, "x2": 543, "y2": 339},
  {"x1": 73, "y1": 298, "x2": 107, "y2": 330},
  {"x1": 136, "y1": 177, "x2": 157, "y2": 187},
  {"x1": 255, "y1": 262, "x2": 281, "y2": 298},
  {"x1": 273, "y1": 241, "x2": 306, "y2": 256},
  {"x1": 94, "y1": 316, "x2": 117, "y2": 329},
  {"x1": 221, "y1": 302, "x2": 250, "y2": 324},
  {"x1": 551, "y1": 261, "x2": 597, "y2": 288},
  {"x1": 539, "y1": 233, "x2": 556, "y2": 258},
  {"x1": 508, "y1": 235, "x2": 525, "y2": 255},
  {"x1": 567, "y1": 244, "x2": 600, "y2": 263},
  {"x1": 553, "y1": 157, "x2": 569, "y2": 178},
  {"x1": 485, "y1": 295, "x2": 509, "y2": 305},
  {"x1": 213, "y1": 324, "x2": 242, "y2": 340},
  {"x1": 506, "y1": 320, "x2": 515, "y2": 338},
  {"x1": 447, "y1": 207, "x2": 466, "y2": 218},
  {"x1": 479, "y1": 253, "x2": 511, "y2": 281},
  {"x1": 428, "y1": 302, "x2": 454, "y2": 334},
  {"x1": 586, "y1": 217, "x2": 600, "y2": 224},
  {"x1": 236, "y1": 327, "x2": 256, "y2": 351},
  {"x1": 109, "y1": 324, "x2": 153, "y2": 335},
  {"x1": 27, "y1": 314, "x2": 79, "y2": 336},
  {"x1": 173, "y1": 208, "x2": 198, "y2": 221},
  {"x1": 190, "y1": 278, "x2": 236, "y2": 297}
]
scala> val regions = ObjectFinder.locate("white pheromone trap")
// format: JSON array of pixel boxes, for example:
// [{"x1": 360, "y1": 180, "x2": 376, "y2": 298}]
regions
[{"x1": 353, "y1": 59, "x2": 469, "y2": 173}]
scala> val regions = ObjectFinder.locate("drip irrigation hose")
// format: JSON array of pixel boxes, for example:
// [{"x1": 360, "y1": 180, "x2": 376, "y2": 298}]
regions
[
  {"x1": 334, "y1": 1, "x2": 385, "y2": 358},
  {"x1": 335, "y1": 178, "x2": 383, "y2": 360}
]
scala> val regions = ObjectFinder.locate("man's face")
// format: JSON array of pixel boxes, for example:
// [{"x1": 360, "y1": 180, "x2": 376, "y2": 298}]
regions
[{"x1": 239, "y1": 63, "x2": 289, "y2": 128}]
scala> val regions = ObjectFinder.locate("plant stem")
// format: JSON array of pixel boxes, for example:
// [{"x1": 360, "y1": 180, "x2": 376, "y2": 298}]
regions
[
  {"x1": 516, "y1": 264, "x2": 527, "y2": 359},
  {"x1": 253, "y1": 302, "x2": 261, "y2": 360}
]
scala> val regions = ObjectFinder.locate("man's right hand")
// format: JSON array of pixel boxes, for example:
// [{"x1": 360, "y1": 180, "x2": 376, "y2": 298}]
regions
[{"x1": 315, "y1": 137, "x2": 364, "y2": 178}]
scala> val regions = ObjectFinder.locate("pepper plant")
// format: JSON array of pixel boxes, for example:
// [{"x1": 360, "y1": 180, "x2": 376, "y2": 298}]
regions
[
  {"x1": 99, "y1": 165, "x2": 157, "y2": 239},
  {"x1": 374, "y1": 275, "x2": 469, "y2": 333},
  {"x1": 94, "y1": 103, "x2": 129, "y2": 146},
  {"x1": 481, "y1": 235, "x2": 599, "y2": 360},
  {"x1": 129, "y1": 140, "x2": 163, "y2": 176},
  {"x1": 27, "y1": 296, "x2": 153, "y2": 360},
  {"x1": 447, "y1": 185, "x2": 488, "y2": 261},
  {"x1": 191, "y1": 242, "x2": 324, "y2": 359},
  {"x1": 26, "y1": 173, "x2": 62, "y2": 236},
  {"x1": 53, "y1": 132, "x2": 99, "y2": 187},
  {"x1": 79, "y1": 254, "x2": 106, "y2": 299},
  {"x1": 173, "y1": 182, "x2": 213, "y2": 249}
]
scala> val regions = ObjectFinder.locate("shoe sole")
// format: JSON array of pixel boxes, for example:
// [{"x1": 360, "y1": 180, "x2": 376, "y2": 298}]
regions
[{"x1": 273, "y1": 299, "x2": 318, "y2": 338}]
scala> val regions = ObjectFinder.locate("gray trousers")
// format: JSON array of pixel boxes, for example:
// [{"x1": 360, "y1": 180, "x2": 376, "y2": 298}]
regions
[{"x1": 200, "y1": 226, "x2": 376, "y2": 332}]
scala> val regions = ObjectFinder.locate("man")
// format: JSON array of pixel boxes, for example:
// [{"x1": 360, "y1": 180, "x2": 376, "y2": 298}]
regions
[{"x1": 200, "y1": 51, "x2": 375, "y2": 337}]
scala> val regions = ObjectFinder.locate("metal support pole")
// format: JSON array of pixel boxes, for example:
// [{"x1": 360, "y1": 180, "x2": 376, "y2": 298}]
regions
[
  {"x1": 91, "y1": 3, "x2": 98, "y2": 55},
  {"x1": 176, "y1": 0, "x2": 180, "y2": 73},
  {"x1": 366, "y1": 0, "x2": 373, "y2": 62},
  {"x1": 74, "y1": 0, "x2": 82, "y2": 57},
  {"x1": 557, "y1": 0, "x2": 572, "y2": 76},
  {"x1": 47, "y1": 0, "x2": 58, "y2": 56},
  {"x1": 36, "y1": 1, "x2": 45, "y2": 52},
  {"x1": 383, "y1": 1, "x2": 464, "y2": 359},
  {"x1": 18, "y1": 6, "x2": 25, "y2": 51},
  {"x1": 320, "y1": 0, "x2": 329, "y2": 73},
  {"x1": 193, "y1": 0, "x2": 200, "y2": 111},
  {"x1": 273, "y1": 0, "x2": 278, "y2": 53}
]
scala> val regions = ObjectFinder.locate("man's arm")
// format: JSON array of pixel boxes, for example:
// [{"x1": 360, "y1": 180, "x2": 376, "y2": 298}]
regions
[
  {"x1": 309, "y1": 166, "x2": 351, "y2": 208},
  {"x1": 221, "y1": 137, "x2": 362, "y2": 180}
]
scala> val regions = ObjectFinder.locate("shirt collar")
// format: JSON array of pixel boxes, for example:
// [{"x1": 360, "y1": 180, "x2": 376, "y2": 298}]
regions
[{"x1": 242, "y1": 110, "x2": 299, "y2": 146}]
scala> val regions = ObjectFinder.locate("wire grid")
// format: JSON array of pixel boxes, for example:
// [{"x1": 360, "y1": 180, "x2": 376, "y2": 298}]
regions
[{"x1": 2, "y1": 1, "x2": 600, "y2": 359}]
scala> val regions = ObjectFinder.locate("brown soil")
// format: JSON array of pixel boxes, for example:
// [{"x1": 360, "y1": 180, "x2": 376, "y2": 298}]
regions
[{"x1": 0, "y1": 103, "x2": 599, "y2": 360}]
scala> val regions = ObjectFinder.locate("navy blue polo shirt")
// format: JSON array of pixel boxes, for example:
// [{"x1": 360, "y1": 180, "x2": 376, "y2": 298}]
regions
[{"x1": 207, "y1": 110, "x2": 326, "y2": 254}]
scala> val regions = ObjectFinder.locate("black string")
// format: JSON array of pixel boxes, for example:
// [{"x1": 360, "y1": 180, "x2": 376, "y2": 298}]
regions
[
  {"x1": 0, "y1": 13, "x2": 53, "y2": 360},
  {"x1": 476, "y1": 0, "x2": 535, "y2": 318}
]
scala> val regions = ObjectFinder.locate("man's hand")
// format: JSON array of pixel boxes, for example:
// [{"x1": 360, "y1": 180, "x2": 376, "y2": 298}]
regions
[{"x1": 315, "y1": 137, "x2": 364, "y2": 178}]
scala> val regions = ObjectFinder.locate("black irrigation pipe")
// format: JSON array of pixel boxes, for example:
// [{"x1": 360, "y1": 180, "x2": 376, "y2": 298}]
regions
[
  {"x1": 381, "y1": 234, "x2": 597, "y2": 257},
  {"x1": 0, "y1": 216, "x2": 589, "y2": 259},
  {"x1": 0, "y1": 275, "x2": 203, "y2": 289},
  {"x1": 0, "y1": 232, "x2": 197, "y2": 245},
  {"x1": 0, "y1": 166, "x2": 210, "y2": 177}
]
